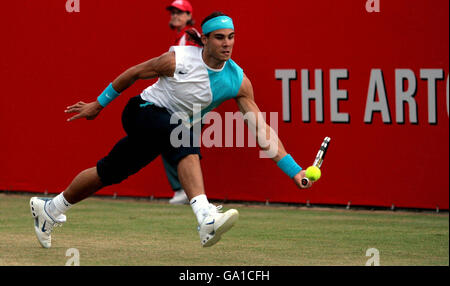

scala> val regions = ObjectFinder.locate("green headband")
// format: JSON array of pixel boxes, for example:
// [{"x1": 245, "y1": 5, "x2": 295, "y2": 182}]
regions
[{"x1": 202, "y1": 16, "x2": 234, "y2": 35}]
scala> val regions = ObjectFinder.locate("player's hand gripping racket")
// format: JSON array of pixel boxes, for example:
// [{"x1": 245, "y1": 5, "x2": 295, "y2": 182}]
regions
[{"x1": 301, "y1": 137, "x2": 331, "y2": 187}]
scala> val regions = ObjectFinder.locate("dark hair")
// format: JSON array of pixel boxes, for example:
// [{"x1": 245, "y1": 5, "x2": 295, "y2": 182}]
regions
[
  {"x1": 201, "y1": 11, "x2": 227, "y2": 27},
  {"x1": 187, "y1": 18, "x2": 196, "y2": 27},
  {"x1": 185, "y1": 11, "x2": 228, "y2": 47}
]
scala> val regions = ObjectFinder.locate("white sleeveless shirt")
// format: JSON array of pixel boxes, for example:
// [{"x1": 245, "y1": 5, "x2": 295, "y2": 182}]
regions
[{"x1": 140, "y1": 46, "x2": 244, "y2": 124}]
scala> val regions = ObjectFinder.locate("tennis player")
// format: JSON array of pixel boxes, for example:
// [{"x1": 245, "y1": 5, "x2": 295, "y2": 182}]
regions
[{"x1": 30, "y1": 11, "x2": 313, "y2": 249}]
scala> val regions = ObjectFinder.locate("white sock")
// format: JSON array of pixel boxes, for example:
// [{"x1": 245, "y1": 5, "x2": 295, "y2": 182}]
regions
[
  {"x1": 190, "y1": 194, "x2": 210, "y2": 224},
  {"x1": 47, "y1": 193, "x2": 72, "y2": 218}
]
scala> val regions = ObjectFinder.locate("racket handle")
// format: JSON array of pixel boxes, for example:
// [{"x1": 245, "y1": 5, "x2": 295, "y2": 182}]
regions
[{"x1": 301, "y1": 177, "x2": 310, "y2": 187}]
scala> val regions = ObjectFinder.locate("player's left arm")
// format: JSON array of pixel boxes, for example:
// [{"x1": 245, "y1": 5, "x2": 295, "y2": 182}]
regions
[
  {"x1": 235, "y1": 75, "x2": 312, "y2": 189},
  {"x1": 65, "y1": 51, "x2": 175, "y2": 122}
]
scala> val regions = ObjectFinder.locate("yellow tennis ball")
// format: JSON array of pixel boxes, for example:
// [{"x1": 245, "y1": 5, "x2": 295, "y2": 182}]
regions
[{"x1": 305, "y1": 166, "x2": 321, "y2": 182}]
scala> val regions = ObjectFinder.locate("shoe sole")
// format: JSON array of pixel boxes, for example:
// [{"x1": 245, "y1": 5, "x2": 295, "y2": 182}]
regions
[
  {"x1": 30, "y1": 197, "x2": 51, "y2": 249},
  {"x1": 203, "y1": 209, "x2": 239, "y2": 247},
  {"x1": 30, "y1": 197, "x2": 40, "y2": 219}
]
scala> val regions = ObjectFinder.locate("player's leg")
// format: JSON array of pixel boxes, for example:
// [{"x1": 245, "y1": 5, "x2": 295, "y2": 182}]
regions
[
  {"x1": 60, "y1": 167, "x2": 103, "y2": 204},
  {"x1": 30, "y1": 167, "x2": 102, "y2": 249},
  {"x1": 30, "y1": 166, "x2": 102, "y2": 248},
  {"x1": 30, "y1": 135, "x2": 161, "y2": 248},
  {"x1": 176, "y1": 153, "x2": 239, "y2": 247},
  {"x1": 30, "y1": 96, "x2": 162, "y2": 248},
  {"x1": 57, "y1": 95, "x2": 161, "y2": 206},
  {"x1": 177, "y1": 154, "x2": 205, "y2": 200}
]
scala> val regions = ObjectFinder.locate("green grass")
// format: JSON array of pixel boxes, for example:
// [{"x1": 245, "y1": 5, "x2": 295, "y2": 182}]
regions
[{"x1": 0, "y1": 193, "x2": 448, "y2": 266}]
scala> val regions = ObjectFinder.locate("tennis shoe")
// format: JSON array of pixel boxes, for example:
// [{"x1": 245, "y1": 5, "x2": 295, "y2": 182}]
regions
[
  {"x1": 198, "y1": 204, "x2": 239, "y2": 247},
  {"x1": 169, "y1": 189, "x2": 189, "y2": 205},
  {"x1": 30, "y1": 197, "x2": 66, "y2": 249}
]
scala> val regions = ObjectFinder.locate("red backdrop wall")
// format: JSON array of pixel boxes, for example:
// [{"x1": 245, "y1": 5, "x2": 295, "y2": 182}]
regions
[{"x1": 1, "y1": 0, "x2": 448, "y2": 209}]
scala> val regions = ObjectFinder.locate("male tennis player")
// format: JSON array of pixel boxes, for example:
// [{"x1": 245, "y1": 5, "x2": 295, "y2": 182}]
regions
[{"x1": 29, "y1": 12, "x2": 313, "y2": 249}]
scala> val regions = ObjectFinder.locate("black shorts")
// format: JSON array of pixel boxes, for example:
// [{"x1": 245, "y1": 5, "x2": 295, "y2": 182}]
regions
[{"x1": 97, "y1": 96, "x2": 201, "y2": 186}]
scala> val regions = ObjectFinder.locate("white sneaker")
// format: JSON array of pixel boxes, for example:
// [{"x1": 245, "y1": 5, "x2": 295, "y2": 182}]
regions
[
  {"x1": 198, "y1": 204, "x2": 239, "y2": 247},
  {"x1": 30, "y1": 197, "x2": 66, "y2": 248},
  {"x1": 169, "y1": 190, "x2": 189, "y2": 205}
]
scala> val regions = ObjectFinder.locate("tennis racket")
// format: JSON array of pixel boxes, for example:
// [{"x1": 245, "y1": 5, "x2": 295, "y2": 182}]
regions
[{"x1": 301, "y1": 136, "x2": 331, "y2": 187}]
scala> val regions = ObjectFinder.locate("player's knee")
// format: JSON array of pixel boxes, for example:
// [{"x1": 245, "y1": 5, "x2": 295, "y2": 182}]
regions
[
  {"x1": 179, "y1": 154, "x2": 200, "y2": 166},
  {"x1": 96, "y1": 159, "x2": 132, "y2": 186}
]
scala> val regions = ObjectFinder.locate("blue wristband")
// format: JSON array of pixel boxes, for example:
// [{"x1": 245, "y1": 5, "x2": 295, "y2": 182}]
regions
[
  {"x1": 277, "y1": 154, "x2": 302, "y2": 178},
  {"x1": 97, "y1": 83, "x2": 120, "y2": 107}
]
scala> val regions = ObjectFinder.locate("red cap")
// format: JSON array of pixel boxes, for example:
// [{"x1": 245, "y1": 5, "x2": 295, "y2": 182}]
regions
[{"x1": 167, "y1": 0, "x2": 193, "y2": 13}]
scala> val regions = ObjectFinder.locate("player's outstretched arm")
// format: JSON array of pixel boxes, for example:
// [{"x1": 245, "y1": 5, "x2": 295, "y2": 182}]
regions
[
  {"x1": 235, "y1": 75, "x2": 312, "y2": 189},
  {"x1": 112, "y1": 51, "x2": 175, "y2": 92},
  {"x1": 65, "y1": 52, "x2": 175, "y2": 122}
]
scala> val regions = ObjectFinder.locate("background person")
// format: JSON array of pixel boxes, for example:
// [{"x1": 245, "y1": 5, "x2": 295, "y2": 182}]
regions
[
  {"x1": 167, "y1": 0, "x2": 201, "y2": 47},
  {"x1": 164, "y1": 0, "x2": 201, "y2": 205}
]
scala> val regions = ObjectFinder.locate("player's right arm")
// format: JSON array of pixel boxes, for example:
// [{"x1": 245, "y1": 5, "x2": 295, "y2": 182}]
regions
[
  {"x1": 65, "y1": 52, "x2": 175, "y2": 122},
  {"x1": 235, "y1": 75, "x2": 312, "y2": 189}
]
